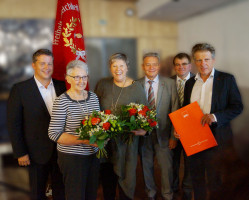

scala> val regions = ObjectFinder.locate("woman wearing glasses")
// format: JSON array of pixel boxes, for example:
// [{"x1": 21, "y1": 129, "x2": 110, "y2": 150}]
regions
[
  {"x1": 48, "y1": 60, "x2": 100, "y2": 200},
  {"x1": 95, "y1": 53, "x2": 147, "y2": 200}
]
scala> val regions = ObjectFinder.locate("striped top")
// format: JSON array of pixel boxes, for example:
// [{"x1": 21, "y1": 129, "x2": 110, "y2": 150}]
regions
[{"x1": 48, "y1": 91, "x2": 100, "y2": 155}]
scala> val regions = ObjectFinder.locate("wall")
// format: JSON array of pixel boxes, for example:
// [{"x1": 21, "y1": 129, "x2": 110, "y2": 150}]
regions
[
  {"x1": 0, "y1": 0, "x2": 178, "y2": 77},
  {"x1": 178, "y1": 0, "x2": 249, "y2": 133}
]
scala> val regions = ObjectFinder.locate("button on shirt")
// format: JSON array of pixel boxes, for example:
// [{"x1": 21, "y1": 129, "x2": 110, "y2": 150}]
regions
[
  {"x1": 145, "y1": 75, "x2": 159, "y2": 106},
  {"x1": 190, "y1": 68, "x2": 216, "y2": 120},
  {"x1": 34, "y1": 76, "x2": 56, "y2": 116}
]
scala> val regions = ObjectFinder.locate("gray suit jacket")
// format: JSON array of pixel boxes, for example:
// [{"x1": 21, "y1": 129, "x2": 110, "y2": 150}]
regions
[{"x1": 138, "y1": 76, "x2": 179, "y2": 147}]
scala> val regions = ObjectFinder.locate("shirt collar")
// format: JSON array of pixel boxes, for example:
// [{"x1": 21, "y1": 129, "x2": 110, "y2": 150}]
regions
[
  {"x1": 176, "y1": 72, "x2": 190, "y2": 82},
  {"x1": 145, "y1": 75, "x2": 159, "y2": 84},
  {"x1": 34, "y1": 76, "x2": 53, "y2": 88},
  {"x1": 195, "y1": 68, "x2": 215, "y2": 81}
]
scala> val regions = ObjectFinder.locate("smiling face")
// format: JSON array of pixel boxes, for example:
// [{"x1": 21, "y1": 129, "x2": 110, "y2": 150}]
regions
[
  {"x1": 32, "y1": 55, "x2": 53, "y2": 82},
  {"x1": 194, "y1": 51, "x2": 215, "y2": 79},
  {"x1": 142, "y1": 56, "x2": 160, "y2": 80},
  {"x1": 174, "y1": 57, "x2": 191, "y2": 79},
  {"x1": 110, "y1": 59, "x2": 128, "y2": 83},
  {"x1": 66, "y1": 67, "x2": 88, "y2": 92}
]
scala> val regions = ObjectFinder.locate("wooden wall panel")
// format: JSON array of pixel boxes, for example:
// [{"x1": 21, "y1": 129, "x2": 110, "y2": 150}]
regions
[{"x1": 0, "y1": 0, "x2": 178, "y2": 76}]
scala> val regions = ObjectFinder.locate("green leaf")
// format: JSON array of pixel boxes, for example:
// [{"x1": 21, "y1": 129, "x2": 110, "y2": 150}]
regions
[
  {"x1": 130, "y1": 115, "x2": 135, "y2": 123},
  {"x1": 89, "y1": 135, "x2": 96, "y2": 144},
  {"x1": 98, "y1": 132, "x2": 108, "y2": 140},
  {"x1": 97, "y1": 140, "x2": 105, "y2": 149}
]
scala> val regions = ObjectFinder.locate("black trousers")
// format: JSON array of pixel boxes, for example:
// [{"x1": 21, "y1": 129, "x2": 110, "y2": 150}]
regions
[
  {"x1": 99, "y1": 162, "x2": 118, "y2": 200},
  {"x1": 189, "y1": 148, "x2": 222, "y2": 200},
  {"x1": 118, "y1": 183, "x2": 132, "y2": 200},
  {"x1": 58, "y1": 152, "x2": 100, "y2": 200},
  {"x1": 28, "y1": 148, "x2": 65, "y2": 200},
  {"x1": 172, "y1": 141, "x2": 192, "y2": 200}
]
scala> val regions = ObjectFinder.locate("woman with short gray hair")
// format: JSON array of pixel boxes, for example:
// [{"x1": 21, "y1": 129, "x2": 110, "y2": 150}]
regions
[{"x1": 48, "y1": 60, "x2": 100, "y2": 200}]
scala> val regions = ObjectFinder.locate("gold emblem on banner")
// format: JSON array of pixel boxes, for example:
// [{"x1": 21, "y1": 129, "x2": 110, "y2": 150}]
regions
[{"x1": 62, "y1": 17, "x2": 86, "y2": 61}]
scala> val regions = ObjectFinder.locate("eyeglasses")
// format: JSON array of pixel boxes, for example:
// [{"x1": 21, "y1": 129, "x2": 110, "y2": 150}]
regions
[
  {"x1": 67, "y1": 75, "x2": 88, "y2": 81},
  {"x1": 174, "y1": 63, "x2": 189, "y2": 67}
]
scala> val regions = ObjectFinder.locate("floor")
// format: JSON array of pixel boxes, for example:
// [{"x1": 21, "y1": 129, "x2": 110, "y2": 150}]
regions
[{"x1": 0, "y1": 152, "x2": 187, "y2": 200}]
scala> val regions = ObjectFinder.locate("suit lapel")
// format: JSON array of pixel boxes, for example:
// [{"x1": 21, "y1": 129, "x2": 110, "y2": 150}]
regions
[
  {"x1": 53, "y1": 79, "x2": 61, "y2": 97},
  {"x1": 29, "y1": 77, "x2": 50, "y2": 117},
  {"x1": 156, "y1": 77, "x2": 164, "y2": 110},
  {"x1": 186, "y1": 77, "x2": 196, "y2": 105},
  {"x1": 211, "y1": 70, "x2": 220, "y2": 113}
]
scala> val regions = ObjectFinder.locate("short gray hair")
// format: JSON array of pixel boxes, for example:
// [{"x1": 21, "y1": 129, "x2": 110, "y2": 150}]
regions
[
  {"x1": 192, "y1": 43, "x2": 215, "y2": 59},
  {"x1": 66, "y1": 60, "x2": 88, "y2": 75},
  {"x1": 143, "y1": 52, "x2": 160, "y2": 63}
]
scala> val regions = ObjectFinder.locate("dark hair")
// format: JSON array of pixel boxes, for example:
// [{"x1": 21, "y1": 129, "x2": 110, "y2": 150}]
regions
[
  {"x1": 109, "y1": 53, "x2": 129, "y2": 67},
  {"x1": 32, "y1": 49, "x2": 53, "y2": 63},
  {"x1": 192, "y1": 43, "x2": 215, "y2": 59},
  {"x1": 173, "y1": 53, "x2": 191, "y2": 65},
  {"x1": 143, "y1": 52, "x2": 160, "y2": 63}
]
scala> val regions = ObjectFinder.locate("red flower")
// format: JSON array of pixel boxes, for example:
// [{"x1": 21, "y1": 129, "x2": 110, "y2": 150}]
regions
[
  {"x1": 148, "y1": 119, "x2": 153, "y2": 123},
  {"x1": 142, "y1": 106, "x2": 150, "y2": 112},
  {"x1": 149, "y1": 121, "x2": 157, "y2": 127},
  {"x1": 91, "y1": 117, "x2": 101, "y2": 125},
  {"x1": 103, "y1": 122, "x2": 111, "y2": 130},
  {"x1": 82, "y1": 119, "x2": 87, "y2": 125},
  {"x1": 128, "y1": 108, "x2": 137, "y2": 116},
  {"x1": 138, "y1": 110, "x2": 146, "y2": 117},
  {"x1": 105, "y1": 110, "x2": 112, "y2": 115}
]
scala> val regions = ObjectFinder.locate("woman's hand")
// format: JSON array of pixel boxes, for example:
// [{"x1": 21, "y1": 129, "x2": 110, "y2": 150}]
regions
[
  {"x1": 131, "y1": 129, "x2": 147, "y2": 136},
  {"x1": 82, "y1": 139, "x2": 98, "y2": 148}
]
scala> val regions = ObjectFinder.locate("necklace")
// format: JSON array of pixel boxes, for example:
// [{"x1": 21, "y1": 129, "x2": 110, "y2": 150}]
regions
[
  {"x1": 111, "y1": 78, "x2": 126, "y2": 113},
  {"x1": 69, "y1": 90, "x2": 89, "y2": 115}
]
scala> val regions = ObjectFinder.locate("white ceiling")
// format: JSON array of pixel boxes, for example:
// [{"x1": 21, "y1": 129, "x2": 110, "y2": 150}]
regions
[{"x1": 136, "y1": 0, "x2": 241, "y2": 21}]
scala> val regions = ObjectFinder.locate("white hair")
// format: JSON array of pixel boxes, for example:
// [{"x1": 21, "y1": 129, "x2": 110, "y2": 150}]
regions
[{"x1": 66, "y1": 60, "x2": 88, "y2": 75}]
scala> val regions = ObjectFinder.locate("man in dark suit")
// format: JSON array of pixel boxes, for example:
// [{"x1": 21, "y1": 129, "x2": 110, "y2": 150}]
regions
[
  {"x1": 138, "y1": 52, "x2": 179, "y2": 200},
  {"x1": 171, "y1": 53, "x2": 194, "y2": 200},
  {"x1": 7, "y1": 49, "x2": 66, "y2": 200},
  {"x1": 175, "y1": 43, "x2": 243, "y2": 200}
]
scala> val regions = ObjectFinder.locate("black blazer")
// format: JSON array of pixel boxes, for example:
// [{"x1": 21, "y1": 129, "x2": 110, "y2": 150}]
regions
[
  {"x1": 183, "y1": 70, "x2": 243, "y2": 146},
  {"x1": 7, "y1": 77, "x2": 66, "y2": 164}
]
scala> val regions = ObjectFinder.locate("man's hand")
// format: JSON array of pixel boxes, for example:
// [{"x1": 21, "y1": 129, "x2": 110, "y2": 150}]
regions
[
  {"x1": 174, "y1": 130, "x2": 180, "y2": 139},
  {"x1": 168, "y1": 138, "x2": 177, "y2": 150},
  {"x1": 18, "y1": 154, "x2": 30, "y2": 166},
  {"x1": 201, "y1": 114, "x2": 215, "y2": 126},
  {"x1": 131, "y1": 129, "x2": 147, "y2": 136}
]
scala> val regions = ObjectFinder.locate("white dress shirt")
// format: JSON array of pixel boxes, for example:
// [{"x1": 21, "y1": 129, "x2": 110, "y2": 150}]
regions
[
  {"x1": 34, "y1": 76, "x2": 56, "y2": 116},
  {"x1": 145, "y1": 75, "x2": 159, "y2": 106},
  {"x1": 190, "y1": 68, "x2": 217, "y2": 121}
]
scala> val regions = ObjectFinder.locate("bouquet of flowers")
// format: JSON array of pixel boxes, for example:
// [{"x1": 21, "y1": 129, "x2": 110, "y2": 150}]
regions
[
  {"x1": 120, "y1": 103, "x2": 158, "y2": 144},
  {"x1": 76, "y1": 110, "x2": 125, "y2": 158}
]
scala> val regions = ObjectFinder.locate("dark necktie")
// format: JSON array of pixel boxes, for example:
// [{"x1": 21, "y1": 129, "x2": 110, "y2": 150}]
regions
[{"x1": 148, "y1": 80, "x2": 156, "y2": 109}]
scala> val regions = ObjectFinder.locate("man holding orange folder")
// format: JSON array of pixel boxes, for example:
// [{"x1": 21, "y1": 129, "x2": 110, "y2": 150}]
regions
[
  {"x1": 171, "y1": 53, "x2": 194, "y2": 200},
  {"x1": 175, "y1": 43, "x2": 243, "y2": 200}
]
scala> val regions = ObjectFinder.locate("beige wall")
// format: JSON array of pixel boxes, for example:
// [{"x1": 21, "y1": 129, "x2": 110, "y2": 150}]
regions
[
  {"x1": 178, "y1": 0, "x2": 249, "y2": 133},
  {"x1": 0, "y1": 0, "x2": 178, "y2": 77}
]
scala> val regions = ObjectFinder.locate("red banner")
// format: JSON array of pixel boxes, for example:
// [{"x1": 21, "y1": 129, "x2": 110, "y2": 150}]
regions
[{"x1": 52, "y1": 0, "x2": 88, "y2": 90}]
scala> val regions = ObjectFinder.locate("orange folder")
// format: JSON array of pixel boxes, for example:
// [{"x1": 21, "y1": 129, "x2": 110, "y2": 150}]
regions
[{"x1": 169, "y1": 101, "x2": 218, "y2": 156}]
